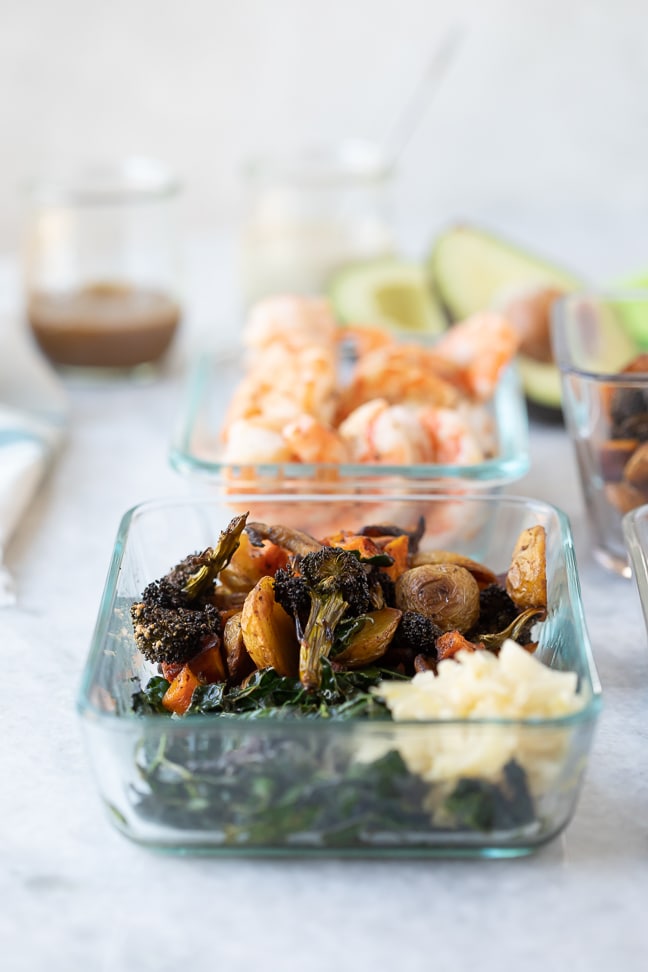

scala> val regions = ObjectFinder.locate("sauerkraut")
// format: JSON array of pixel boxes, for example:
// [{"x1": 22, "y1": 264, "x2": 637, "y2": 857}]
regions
[{"x1": 368, "y1": 640, "x2": 586, "y2": 797}]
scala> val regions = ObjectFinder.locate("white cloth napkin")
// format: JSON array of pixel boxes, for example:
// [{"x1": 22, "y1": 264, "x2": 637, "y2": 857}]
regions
[{"x1": 0, "y1": 315, "x2": 68, "y2": 604}]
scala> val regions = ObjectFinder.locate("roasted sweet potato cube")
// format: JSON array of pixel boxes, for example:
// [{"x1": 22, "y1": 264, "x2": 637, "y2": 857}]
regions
[
  {"x1": 382, "y1": 535, "x2": 410, "y2": 581},
  {"x1": 189, "y1": 638, "x2": 228, "y2": 683},
  {"x1": 436, "y1": 630, "x2": 482, "y2": 661},
  {"x1": 323, "y1": 531, "x2": 388, "y2": 562},
  {"x1": 162, "y1": 666, "x2": 202, "y2": 715}
]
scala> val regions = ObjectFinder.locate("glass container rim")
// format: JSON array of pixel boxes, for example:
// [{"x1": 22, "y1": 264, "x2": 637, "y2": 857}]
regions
[
  {"x1": 623, "y1": 501, "x2": 648, "y2": 534},
  {"x1": 23, "y1": 157, "x2": 181, "y2": 206},
  {"x1": 623, "y1": 503, "x2": 648, "y2": 634},
  {"x1": 552, "y1": 288, "x2": 648, "y2": 380},
  {"x1": 76, "y1": 492, "x2": 602, "y2": 729},
  {"x1": 169, "y1": 350, "x2": 530, "y2": 487}
]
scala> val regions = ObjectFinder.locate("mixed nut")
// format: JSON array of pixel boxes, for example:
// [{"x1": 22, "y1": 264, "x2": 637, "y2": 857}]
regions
[{"x1": 601, "y1": 353, "x2": 648, "y2": 515}]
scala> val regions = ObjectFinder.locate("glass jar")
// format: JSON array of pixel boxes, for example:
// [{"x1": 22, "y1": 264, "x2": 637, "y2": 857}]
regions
[
  {"x1": 552, "y1": 291, "x2": 648, "y2": 576},
  {"x1": 22, "y1": 158, "x2": 182, "y2": 372},
  {"x1": 238, "y1": 140, "x2": 396, "y2": 306}
]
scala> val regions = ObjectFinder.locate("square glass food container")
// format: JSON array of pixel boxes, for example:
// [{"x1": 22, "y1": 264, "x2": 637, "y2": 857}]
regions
[
  {"x1": 623, "y1": 503, "x2": 648, "y2": 633},
  {"x1": 169, "y1": 350, "x2": 529, "y2": 491},
  {"x1": 77, "y1": 493, "x2": 600, "y2": 857},
  {"x1": 552, "y1": 291, "x2": 648, "y2": 577}
]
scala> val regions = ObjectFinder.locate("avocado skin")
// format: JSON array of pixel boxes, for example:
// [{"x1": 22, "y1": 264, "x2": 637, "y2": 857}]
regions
[{"x1": 526, "y1": 398, "x2": 564, "y2": 425}]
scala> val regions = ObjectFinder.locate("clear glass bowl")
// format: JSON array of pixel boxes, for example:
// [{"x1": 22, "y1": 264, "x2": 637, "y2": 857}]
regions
[
  {"x1": 623, "y1": 503, "x2": 648, "y2": 631},
  {"x1": 22, "y1": 158, "x2": 183, "y2": 373},
  {"x1": 552, "y1": 291, "x2": 648, "y2": 576},
  {"x1": 77, "y1": 493, "x2": 600, "y2": 857},
  {"x1": 239, "y1": 140, "x2": 395, "y2": 306},
  {"x1": 169, "y1": 351, "x2": 529, "y2": 491}
]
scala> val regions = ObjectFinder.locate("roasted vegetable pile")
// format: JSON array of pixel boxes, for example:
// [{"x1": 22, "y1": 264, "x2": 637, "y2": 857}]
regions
[{"x1": 131, "y1": 513, "x2": 548, "y2": 718}]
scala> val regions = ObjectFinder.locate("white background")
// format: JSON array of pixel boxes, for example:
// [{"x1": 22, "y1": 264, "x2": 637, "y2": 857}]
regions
[{"x1": 2, "y1": 0, "x2": 648, "y2": 278}]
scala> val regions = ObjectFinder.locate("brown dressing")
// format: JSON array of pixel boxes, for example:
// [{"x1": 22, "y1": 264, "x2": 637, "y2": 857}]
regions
[{"x1": 27, "y1": 282, "x2": 181, "y2": 368}]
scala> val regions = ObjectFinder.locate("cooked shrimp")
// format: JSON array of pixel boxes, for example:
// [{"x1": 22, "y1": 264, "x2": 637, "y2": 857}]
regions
[
  {"x1": 337, "y1": 344, "x2": 461, "y2": 420},
  {"x1": 432, "y1": 312, "x2": 519, "y2": 401},
  {"x1": 221, "y1": 382, "x2": 308, "y2": 435},
  {"x1": 419, "y1": 408, "x2": 485, "y2": 465},
  {"x1": 221, "y1": 301, "x2": 513, "y2": 472},
  {"x1": 221, "y1": 344, "x2": 338, "y2": 435},
  {"x1": 221, "y1": 418, "x2": 294, "y2": 464},
  {"x1": 244, "y1": 295, "x2": 339, "y2": 352},
  {"x1": 338, "y1": 325, "x2": 395, "y2": 355},
  {"x1": 456, "y1": 401, "x2": 497, "y2": 458},
  {"x1": 282, "y1": 414, "x2": 349, "y2": 464},
  {"x1": 338, "y1": 399, "x2": 432, "y2": 465}
]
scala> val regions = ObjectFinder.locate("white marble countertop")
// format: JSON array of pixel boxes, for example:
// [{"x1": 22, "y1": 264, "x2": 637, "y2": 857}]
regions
[{"x1": 2, "y1": 262, "x2": 648, "y2": 972}]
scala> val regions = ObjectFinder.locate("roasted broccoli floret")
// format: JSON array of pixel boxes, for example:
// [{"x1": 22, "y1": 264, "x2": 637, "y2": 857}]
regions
[
  {"x1": 380, "y1": 611, "x2": 440, "y2": 675},
  {"x1": 131, "y1": 591, "x2": 221, "y2": 666},
  {"x1": 470, "y1": 585, "x2": 543, "y2": 651},
  {"x1": 273, "y1": 562, "x2": 311, "y2": 628},
  {"x1": 300, "y1": 547, "x2": 371, "y2": 613},
  {"x1": 399, "y1": 610, "x2": 441, "y2": 656},
  {"x1": 180, "y1": 513, "x2": 248, "y2": 600},
  {"x1": 130, "y1": 513, "x2": 247, "y2": 666},
  {"x1": 476, "y1": 584, "x2": 519, "y2": 634},
  {"x1": 298, "y1": 547, "x2": 371, "y2": 691},
  {"x1": 165, "y1": 550, "x2": 218, "y2": 595}
]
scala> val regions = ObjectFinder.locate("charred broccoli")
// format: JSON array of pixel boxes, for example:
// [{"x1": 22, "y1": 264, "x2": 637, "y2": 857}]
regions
[
  {"x1": 298, "y1": 547, "x2": 371, "y2": 691},
  {"x1": 396, "y1": 611, "x2": 442, "y2": 657},
  {"x1": 476, "y1": 584, "x2": 518, "y2": 634},
  {"x1": 469, "y1": 585, "x2": 543, "y2": 651},
  {"x1": 131, "y1": 581, "x2": 221, "y2": 666},
  {"x1": 382, "y1": 610, "x2": 442, "y2": 673},
  {"x1": 130, "y1": 512, "x2": 247, "y2": 667},
  {"x1": 273, "y1": 562, "x2": 311, "y2": 629}
]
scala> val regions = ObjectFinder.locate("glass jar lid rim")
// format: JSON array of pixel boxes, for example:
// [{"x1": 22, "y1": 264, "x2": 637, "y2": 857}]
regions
[{"x1": 25, "y1": 157, "x2": 181, "y2": 204}]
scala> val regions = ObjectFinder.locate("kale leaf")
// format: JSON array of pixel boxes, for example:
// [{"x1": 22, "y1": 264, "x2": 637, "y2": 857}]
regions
[{"x1": 131, "y1": 676, "x2": 170, "y2": 715}]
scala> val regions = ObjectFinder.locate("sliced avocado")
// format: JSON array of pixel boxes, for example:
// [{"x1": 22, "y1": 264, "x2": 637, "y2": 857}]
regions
[
  {"x1": 428, "y1": 225, "x2": 583, "y2": 413},
  {"x1": 328, "y1": 257, "x2": 447, "y2": 338},
  {"x1": 429, "y1": 226, "x2": 581, "y2": 319}
]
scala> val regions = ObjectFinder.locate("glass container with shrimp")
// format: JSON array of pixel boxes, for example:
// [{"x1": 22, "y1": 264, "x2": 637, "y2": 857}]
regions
[{"x1": 171, "y1": 296, "x2": 529, "y2": 493}]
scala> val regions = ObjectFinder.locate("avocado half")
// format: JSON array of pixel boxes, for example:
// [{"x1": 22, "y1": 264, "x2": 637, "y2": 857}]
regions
[
  {"x1": 328, "y1": 257, "x2": 448, "y2": 338},
  {"x1": 428, "y1": 226, "x2": 583, "y2": 415},
  {"x1": 607, "y1": 272, "x2": 648, "y2": 347}
]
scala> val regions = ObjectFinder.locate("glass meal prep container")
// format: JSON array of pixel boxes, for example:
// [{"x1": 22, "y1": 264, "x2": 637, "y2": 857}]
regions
[
  {"x1": 623, "y1": 503, "x2": 648, "y2": 634},
  {"x1": 169, "y1": 350, "x2": 529, "y2": 491},
  {"x1": 552, "y1": 290, "x2": 648, "y2": 576},
  {"x1": 77, "y1": 492, "x2": 600, "y2": 857}
]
